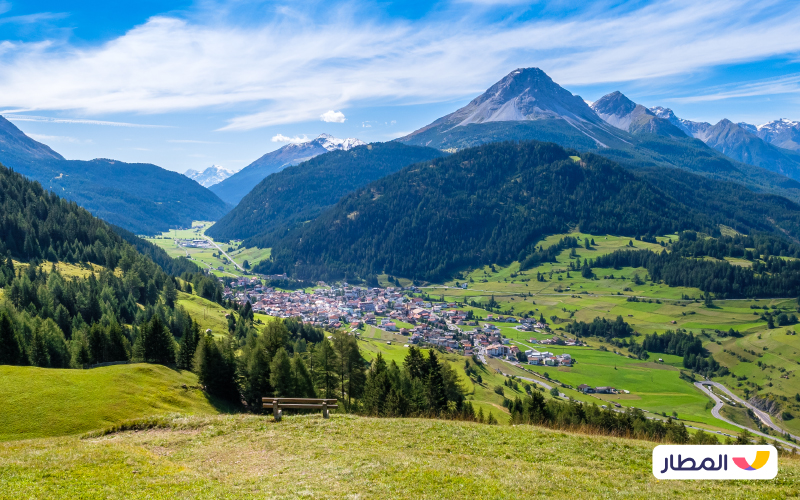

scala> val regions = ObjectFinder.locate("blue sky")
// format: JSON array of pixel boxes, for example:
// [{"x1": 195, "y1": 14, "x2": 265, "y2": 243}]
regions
[{"x1": 2, "y1": 0, "x2": 800, "y2": 173}]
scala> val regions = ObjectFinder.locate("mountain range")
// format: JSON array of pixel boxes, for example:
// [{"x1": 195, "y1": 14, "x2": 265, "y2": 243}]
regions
[
  {"x1": 593, "y1": 97, "x2": 800, "y2": 181},
  {"x1": 398, "y1": 68, "x2": 800, "y2": 206},
  {"x1": 184, "y1": 165, "x2": 235, "y2": 187},
  {"x1": 0, "y1": 116, "x2": 231, "y2": 235},
  {"x1": 209, "y1": 134, "x2": 365, "y2": 205}
]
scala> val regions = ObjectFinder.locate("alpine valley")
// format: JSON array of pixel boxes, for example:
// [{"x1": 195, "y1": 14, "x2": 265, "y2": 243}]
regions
[{"x1": 7, "y1": 64, "x2": 800, "y2": 500}]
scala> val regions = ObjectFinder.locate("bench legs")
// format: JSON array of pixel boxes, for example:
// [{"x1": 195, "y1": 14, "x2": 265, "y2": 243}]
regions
[
  {"x1": 273, "y1": 400, "x2": 282, "y2": 422},
  {"x1": 323, "y1": 401, "x2": 329, "y2": 419}
]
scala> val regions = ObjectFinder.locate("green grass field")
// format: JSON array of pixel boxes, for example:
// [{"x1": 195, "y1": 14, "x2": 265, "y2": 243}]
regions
[
  {"x1": 1, "y1": 413, "x2": 797, "y2": 499},
  {"x1": 176, "y1": 290, "x2": 232, "y2": 336},
  {"x1": 410, "y1": 230, "x2": 800, "y2": 436},
  {"x1": 144, "y1": 221, "x2": 247, "y2": 278},
  {"x1": 0, "y1": 364, "x2": 229, "y2": 441}
]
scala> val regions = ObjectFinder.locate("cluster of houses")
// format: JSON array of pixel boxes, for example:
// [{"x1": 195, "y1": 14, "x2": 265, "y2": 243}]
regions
[
  {"x1": 220, "y1": 278, "x2": 580, "y2": 369},
  {"x1": 576, "y1": 385, "x2": 629, "y2": 395},
  {"x1": 177, "y1": 239, "x2": 214, "y2": 249}
]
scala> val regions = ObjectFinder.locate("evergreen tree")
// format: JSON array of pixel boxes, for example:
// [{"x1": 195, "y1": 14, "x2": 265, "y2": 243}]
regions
[
  {"x1": 28, "y1": 329, "x2": 49, "y2": 367},
  {"x1": 426, "y1": 350, "x2": 447, "y2": 413},
  {"x1": 194, "y1": 333, "x2": 239, "y2": 402},
  {"x1": 0, "y1": 311, "x2": 23, "y2": 365},
  {"x1": 177, "y1": 320, "x2": 200, "y2": 370},
  {"x1": 292, "y1": 354, "x2": 316, "y2": 398},
  {"x1": 162, "y1": 279, "x2": 177, "y2": 308},
  {"x1": 240, "y1": 333, "x2": 272, "y2": 409},
  {"x1": 313, "y1": 338, "x2": 339, "y2": 399},
  {"x1": 141, "y1": 316, "x2": 176, "y2": 365},
  {"x1": 269, "y1": 348, "x2": 294, "y2": 397}
]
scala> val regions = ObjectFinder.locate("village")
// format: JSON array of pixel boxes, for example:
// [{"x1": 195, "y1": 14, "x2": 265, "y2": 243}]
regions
[{"x1": 220, "y1": 277, "x2": 598, "y2": 376}]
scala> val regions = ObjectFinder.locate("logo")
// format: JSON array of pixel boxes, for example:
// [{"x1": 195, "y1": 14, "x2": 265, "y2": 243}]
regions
[
  {"x1": 653, "y1": 445, "x2": 777, "y2": 480},
  {"x1": 732, "y1": 450, "x2": 770, "y2": 471}
]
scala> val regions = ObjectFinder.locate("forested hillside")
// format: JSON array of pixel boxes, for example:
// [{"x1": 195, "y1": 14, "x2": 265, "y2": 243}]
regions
[
  {"x1": 0, "y1": 163, "x2": 224, "y2": 369},
  {"x1": 0, "y1": 117, "x2": 231, "y2": 234},
  {"x1": 259, "y1": 140, "x2": 800, "y2": 283},
  {"x1": 207, "y1": 142, "x2": 444, "y2": 245}
]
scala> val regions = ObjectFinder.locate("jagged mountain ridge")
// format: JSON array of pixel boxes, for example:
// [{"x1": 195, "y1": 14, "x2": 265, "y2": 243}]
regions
[
  {"x1": 396, "y1": 68, "x2": 800, "y2": 204},
  {"x1": 642, "y1": 105, "x2": 800, "y2": 180},
  {"x1": 591, "y1": 92, "x2": 686, "y2": 138},
  {"x1": 209, "y1": 133, "x2": 365, "y2": 205}
]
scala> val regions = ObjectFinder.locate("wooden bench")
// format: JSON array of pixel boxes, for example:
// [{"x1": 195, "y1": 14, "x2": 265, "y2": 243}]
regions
[{"x1": 262, "y1": 397, "x2": 338, "y2": 421}]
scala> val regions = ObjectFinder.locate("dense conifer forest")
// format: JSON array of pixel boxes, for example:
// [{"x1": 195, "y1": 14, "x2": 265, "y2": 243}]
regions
[
  {"x1": 0, "y1": 164, "x2": 224, "y2": 369},
  {"x1": 207, "y1": 142, "x2": 444, "y2": 245},
  {"x1": 259, "y1": 140, "x2": 800, "y2": 282}
]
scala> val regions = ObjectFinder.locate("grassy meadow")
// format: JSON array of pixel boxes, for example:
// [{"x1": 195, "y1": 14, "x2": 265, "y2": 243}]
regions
[
  {"x1": 415, "y1": 230, "x2": 800, "y2": 437},
  {"x1": 1, "y1": 413, "x2": 798, "y2": 499},
  {"x1": 0, "y1": 364, "x2": 229, "y2": 441},
  {"x1": 144, "y1": 221, "x2": 247, "y2": 278}
]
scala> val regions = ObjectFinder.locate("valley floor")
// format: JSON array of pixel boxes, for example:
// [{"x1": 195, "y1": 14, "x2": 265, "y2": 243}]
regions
[{"x1": 2, "y1": 413, "x2": 798, "y2": 499}]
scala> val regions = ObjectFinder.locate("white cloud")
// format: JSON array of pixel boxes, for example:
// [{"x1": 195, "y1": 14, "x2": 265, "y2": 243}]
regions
[
  {"x1": 320, "y1": 110, "x2": 346, "y2": 123},
  {"x1": 271, "y1": 133, "x2": 309, "y2": 143},
  {"x1": 27, "y1": 133, "x2": 86, "y2": 144},
  {"x1": 4, "y1": 114, "x2": 170, "y2": 127},
  {"x1": 0, "y1": 1, "x2": 799, "y2": 129}
]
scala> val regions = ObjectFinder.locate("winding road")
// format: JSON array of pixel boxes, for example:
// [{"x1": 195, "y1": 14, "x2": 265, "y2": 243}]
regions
[{"x1": 695, "y1": 381, "x2": 800, "y2": 449}]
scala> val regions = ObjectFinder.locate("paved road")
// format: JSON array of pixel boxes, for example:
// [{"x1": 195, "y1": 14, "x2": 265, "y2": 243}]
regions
[
  {"x1": 694, "y1": 381, "x2": 799, "y2": 449},
  {"x1": 203, "y1": 236, "x2": 244, "y2": 272}
]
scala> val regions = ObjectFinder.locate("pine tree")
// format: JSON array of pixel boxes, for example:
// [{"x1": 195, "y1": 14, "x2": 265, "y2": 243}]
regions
[
  {"x1": 194, "y1": 333, "x2": 239, "y2": 402},
  {"x1": 177, "y1": 320, "x2": 200, "y2": 370},
  {"x1": 426, "y1": 350, "x2": 447, "y2": 413},
  {"x1": 0, "y1": 311, "x2": 23, "y2": 365},
  {"x1": 162, "y1": 279, "x2": 177, "y2": 308},
  {"x1": 28, "y1": 329, "x2": 50, "y2": 367},
  {"x1": 270, "y1": 348, "x2": 294, "y2": 397},
  {"x1": 313, "y1": 338, "x2": 339, "y2": 399},
  {"x1": 142, "y1": 316, "x2": 176, "y2": 365},
  {"x1": 292, "y1": 355, "x2": 316, "y2": 398}
]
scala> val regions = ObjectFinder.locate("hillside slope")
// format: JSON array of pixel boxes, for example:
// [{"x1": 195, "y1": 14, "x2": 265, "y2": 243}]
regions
[
  {"x1": 2, "y1": 414, "x2": 796, "y2": 499},
  {"x1": 0, "y1": 364, "x2": 226, "y2": 440},
  {"x1": 0, "y1": 116, "x2": 231, "y2": 234},
  {"x1": 263, "y1": 140, "x2": 800, "y2": 281},
  {"x1": 206, "y1": 142, "x2": 445, "y2": 245}
]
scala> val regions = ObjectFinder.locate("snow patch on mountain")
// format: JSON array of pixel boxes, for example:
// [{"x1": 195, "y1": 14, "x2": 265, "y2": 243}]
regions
[{"x1": 185, "y1": 165, "x2": 234, "y2": 187}]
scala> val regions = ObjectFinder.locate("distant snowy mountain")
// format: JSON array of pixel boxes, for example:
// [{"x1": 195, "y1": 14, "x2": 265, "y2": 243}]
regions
[
  {"x1": 210, "y1": 133, "x2": 365, "y2": 205},
  {"x1": 741, "y1": 119, "x2": 800, "y2": 151},
  {"x1": 649, "y1": 106, "x2": 711, "y2": 139},
  {"x1": 184, "y1": 165, "x2": 234, "y2": 187}
]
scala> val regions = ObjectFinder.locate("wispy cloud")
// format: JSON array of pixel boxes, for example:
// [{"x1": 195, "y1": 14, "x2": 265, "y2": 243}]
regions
[
  {"x1": 671, "y1": 73, "x2": 800, "y2": 103},
  {"x1": 4, "y1": 114, "x2": 171, "y2": 127},
  {"x1": 28, "y1": 133, "x2": 88, "y2": 144},
  {"x1": 271, "y1": 133, "x2": 309, "y2": 143},
  {"x1": 0, "y1": 1, "x2": 799, "y2": 130}
]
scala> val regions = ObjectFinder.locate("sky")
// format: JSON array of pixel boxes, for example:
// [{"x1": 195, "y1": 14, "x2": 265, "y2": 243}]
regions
[{"x1": 1, "y1": 0, "x2": 800, "y2": 173}]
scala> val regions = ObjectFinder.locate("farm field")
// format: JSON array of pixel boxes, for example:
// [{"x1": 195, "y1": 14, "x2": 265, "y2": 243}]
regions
[
  {"x1": 144, "y1": 221, "x2": 247, "y2": 278},
  {"x1": 0, "y1": 364, "x2": 229, "y2": 441},
  {"x1": 416, "y1": 230, "x2": 800, "y2": 437},
  {"x1": 2, "y1": 413, "x2": 798, "y2": 499}
]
